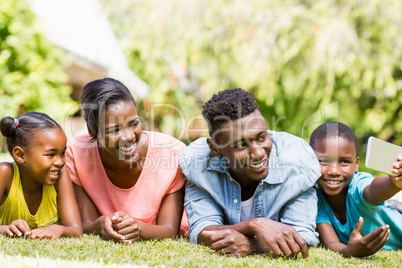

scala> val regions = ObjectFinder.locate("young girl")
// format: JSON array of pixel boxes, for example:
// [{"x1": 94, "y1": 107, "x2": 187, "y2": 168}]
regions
[{"x1": 0, "y1": 112, "x2": 82, "y2": 239}]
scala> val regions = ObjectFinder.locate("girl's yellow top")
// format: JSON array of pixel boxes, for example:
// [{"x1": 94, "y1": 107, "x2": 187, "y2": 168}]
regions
[{"x1": 0, "y1": 163, "x2": 60, "y2": 229}]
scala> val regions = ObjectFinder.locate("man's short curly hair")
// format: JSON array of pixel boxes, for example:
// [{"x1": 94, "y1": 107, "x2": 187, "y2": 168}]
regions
[
  {"x1": 202, "y1": 88, "x2": 258, "y2": 138},
  {"x1": 309, "y1": 121, "x2": 358, "y2": 155}
]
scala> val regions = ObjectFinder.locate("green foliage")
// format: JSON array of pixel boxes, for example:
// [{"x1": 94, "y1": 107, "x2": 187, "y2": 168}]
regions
[
  {"x1": 101, "y1": 0, "x2": 402, "y2": 158},
  {"x1": 1, "y1": 235, "x2": 402, "y2": 267},
  {"x1": 0, "y1": 0, "x2": 76, "y2": 120}
]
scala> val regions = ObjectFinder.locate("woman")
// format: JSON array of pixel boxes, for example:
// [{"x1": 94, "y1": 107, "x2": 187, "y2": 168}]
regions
[{"x1": 66, "y1": 78, "x2": 186, "y2": 243}]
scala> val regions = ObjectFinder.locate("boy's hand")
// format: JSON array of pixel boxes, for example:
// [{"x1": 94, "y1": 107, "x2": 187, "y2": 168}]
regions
[
  {"x1": 390, "y1": 154, "x2": 402, "y2": 188},
  {"x1": 344, "y1": 217, "x2": 389, "y2": 257},
  {"x1": 6, "y1": 219, "x2": 31, "y2": 237}
]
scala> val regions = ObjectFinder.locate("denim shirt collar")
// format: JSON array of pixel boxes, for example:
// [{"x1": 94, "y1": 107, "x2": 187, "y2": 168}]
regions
[{"x1": 206, "y1": 140, "x2": 283, "y2": 185}]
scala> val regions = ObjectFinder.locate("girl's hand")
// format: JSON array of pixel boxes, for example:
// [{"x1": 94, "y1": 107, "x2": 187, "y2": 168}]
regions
[
  {"x1": 390, "y1": 155, "x2": 402, "y2": 188},
  {"x1": 6, "y1": 219, "x2": 31, "y2": 237},
  {"x1": 111, "y1": 211, "x2": 141, "y2": 244},
  {"x1": 30, "y1": 225, "x2": 64, "y2": 240}
]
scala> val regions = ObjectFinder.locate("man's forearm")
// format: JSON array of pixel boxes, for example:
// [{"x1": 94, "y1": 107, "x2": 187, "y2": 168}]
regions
[
  {"x1": 197, "y1": 219, "x2": 259, "y2": 246},
  {"x1": 200, "y1": 219, "x2": 258, "y2": 237},
  {"x1": 198, "y1": 223, "x2": 271, "y2": 254}
]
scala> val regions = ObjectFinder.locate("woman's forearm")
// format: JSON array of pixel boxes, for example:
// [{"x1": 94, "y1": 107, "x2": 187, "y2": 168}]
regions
[{"x1": 136, "y1": 221, "x2": 179, "y2": 240}]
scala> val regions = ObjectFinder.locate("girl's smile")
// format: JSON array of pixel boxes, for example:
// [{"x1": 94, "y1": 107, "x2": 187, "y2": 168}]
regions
[{"x1": 18, "y1": 128, "x2": 67, "y2": 187}]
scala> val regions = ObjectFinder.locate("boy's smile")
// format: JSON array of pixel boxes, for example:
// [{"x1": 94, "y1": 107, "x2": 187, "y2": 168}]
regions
[{"x1": 313, "y1": 137, "x2": 359, "y2": 197}]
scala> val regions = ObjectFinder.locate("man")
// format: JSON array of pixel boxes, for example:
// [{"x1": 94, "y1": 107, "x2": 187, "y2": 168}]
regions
[{"x1": 180, "y1": 88, "x2": 320, "y2": 258}]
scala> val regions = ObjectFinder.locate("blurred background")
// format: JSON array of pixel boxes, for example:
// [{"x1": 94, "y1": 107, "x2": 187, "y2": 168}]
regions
[{"x1": 1, "y1": 0, "x2": 401, "y2": 176}]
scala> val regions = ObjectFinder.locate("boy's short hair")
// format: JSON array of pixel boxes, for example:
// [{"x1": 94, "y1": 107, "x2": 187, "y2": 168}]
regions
[
  {"x1": 202, "y1": 88, "x2": 258, "y2": 138},
  {"x1": 309, "y1": 121, "x2": 359, "y2": 155}
]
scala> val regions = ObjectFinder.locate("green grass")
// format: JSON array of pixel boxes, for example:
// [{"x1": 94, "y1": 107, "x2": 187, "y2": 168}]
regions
[{"x1": 1, "y1": 235, "x2": 401, "y2": 267}]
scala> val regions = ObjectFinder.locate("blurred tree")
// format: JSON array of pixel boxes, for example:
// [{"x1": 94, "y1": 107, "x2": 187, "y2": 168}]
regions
[
  {"x1": 100, "y1": 0, "x2": 402, "y2": 156},
  {"x1": 0, "y1": 0, "x2": 76, "y2": 120}
]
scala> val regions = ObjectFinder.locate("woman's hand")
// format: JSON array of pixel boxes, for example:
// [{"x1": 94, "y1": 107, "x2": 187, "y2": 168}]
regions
[
  {"x1": 111, "y1": 212, "x2": 141, "y2": 244},
  {"x1": 96, "y1": 214, "x2": 126, "y2": 242},
  {"x1": 5, "y1": 219, "x2": 31, "y2": 237}
]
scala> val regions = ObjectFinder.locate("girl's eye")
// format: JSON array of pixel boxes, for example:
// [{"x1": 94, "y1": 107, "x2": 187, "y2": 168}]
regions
[
  {"x1": 45, "y1": 153, "x2": 55, "y2": 157},
  {"x1": 340, "y1": 160, "x2": 352, "y2": 166}
]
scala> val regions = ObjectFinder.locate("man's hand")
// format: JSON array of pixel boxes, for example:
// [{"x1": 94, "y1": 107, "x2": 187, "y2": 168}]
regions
[
  {"x1": 201, "y1": 230, "x2": 253, "y2": 257},
  {"x1": 343, "y1": 217, "x2": 389, "y2": 257},
  {"x1": 250, "y1": 218, "x2": 309, "y2": 259}
]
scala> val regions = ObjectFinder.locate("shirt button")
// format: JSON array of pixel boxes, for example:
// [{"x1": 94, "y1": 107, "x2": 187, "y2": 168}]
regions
[{"x1": 233, "y1": 199, "x2": 238, "y2": 204}]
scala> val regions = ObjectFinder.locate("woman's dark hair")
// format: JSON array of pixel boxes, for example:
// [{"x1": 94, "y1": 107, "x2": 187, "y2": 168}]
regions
[
  {"x1": 81, "y1": 77, "x2": 136, "y2": 141},
  {"x1": 0, "y1": 112, "x2": 62, "y2": 154}
]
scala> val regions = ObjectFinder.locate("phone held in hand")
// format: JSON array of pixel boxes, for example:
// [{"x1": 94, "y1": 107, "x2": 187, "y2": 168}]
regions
[{"x1": 365, "y1": 137, "x2": 402, "y2": 176}]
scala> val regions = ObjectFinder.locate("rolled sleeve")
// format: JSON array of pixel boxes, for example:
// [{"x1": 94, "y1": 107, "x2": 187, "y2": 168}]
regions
[
  {"x1": 185, "y1": 180, "x2": 224, "y2": 244},
  {"x1": 280, "y1": 186, "x2": 319, "y2": 247}
]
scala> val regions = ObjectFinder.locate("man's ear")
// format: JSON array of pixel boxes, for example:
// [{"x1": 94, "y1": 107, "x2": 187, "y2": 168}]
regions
[
  {"x1": 207, "y1": 138, "x2": 221, "y2": 156},
  {"x1": 355, "y1": 156, "x2": 360, "y2": 173},
  {"x1": 13, "y1": 146, "x2": 26, "y2": 164}
]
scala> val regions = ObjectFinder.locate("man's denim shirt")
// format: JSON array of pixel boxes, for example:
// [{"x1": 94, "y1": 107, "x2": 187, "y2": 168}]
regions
[{"x1": 180, "y1": 130, "x2": 321, "y2": 246}]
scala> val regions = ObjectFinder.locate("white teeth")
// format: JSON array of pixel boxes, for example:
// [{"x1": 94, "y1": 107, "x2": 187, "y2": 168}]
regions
[
  {"x1": 326, "y1": 180, "x2": 341, "y2": 185},
  {"x1": 249, "y1": 162, "x2": 264, "y2": 169},
  {"x1": 119, "y1": 144, "x2": 134, "y2": 152},
  {"x1": 47, "y1": 171, "x2": 58, "y2": 175}
]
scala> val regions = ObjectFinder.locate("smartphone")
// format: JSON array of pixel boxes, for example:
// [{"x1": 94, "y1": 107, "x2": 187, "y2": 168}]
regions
[{"x1": 365, "y1": 137, "x2": 402, "y2": 175}]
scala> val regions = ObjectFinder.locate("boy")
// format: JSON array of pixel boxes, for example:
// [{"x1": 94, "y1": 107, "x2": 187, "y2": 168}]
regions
[
  {"x1": 309, "y1": 122, "x2": 402, "y2": 257},
  {"x1": 180, "y1": 88, "x2": 321, "y2": 258}
]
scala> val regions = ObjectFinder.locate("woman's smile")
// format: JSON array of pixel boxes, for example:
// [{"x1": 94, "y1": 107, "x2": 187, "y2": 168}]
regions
[{"x1": 118, "y1": 142, "x2": 137, "y2": 155}]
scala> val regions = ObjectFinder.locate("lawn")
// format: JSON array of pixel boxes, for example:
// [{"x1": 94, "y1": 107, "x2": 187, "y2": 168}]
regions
[{"x1": 1, "y1": 235, "x2": 401, "y2": 267}]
